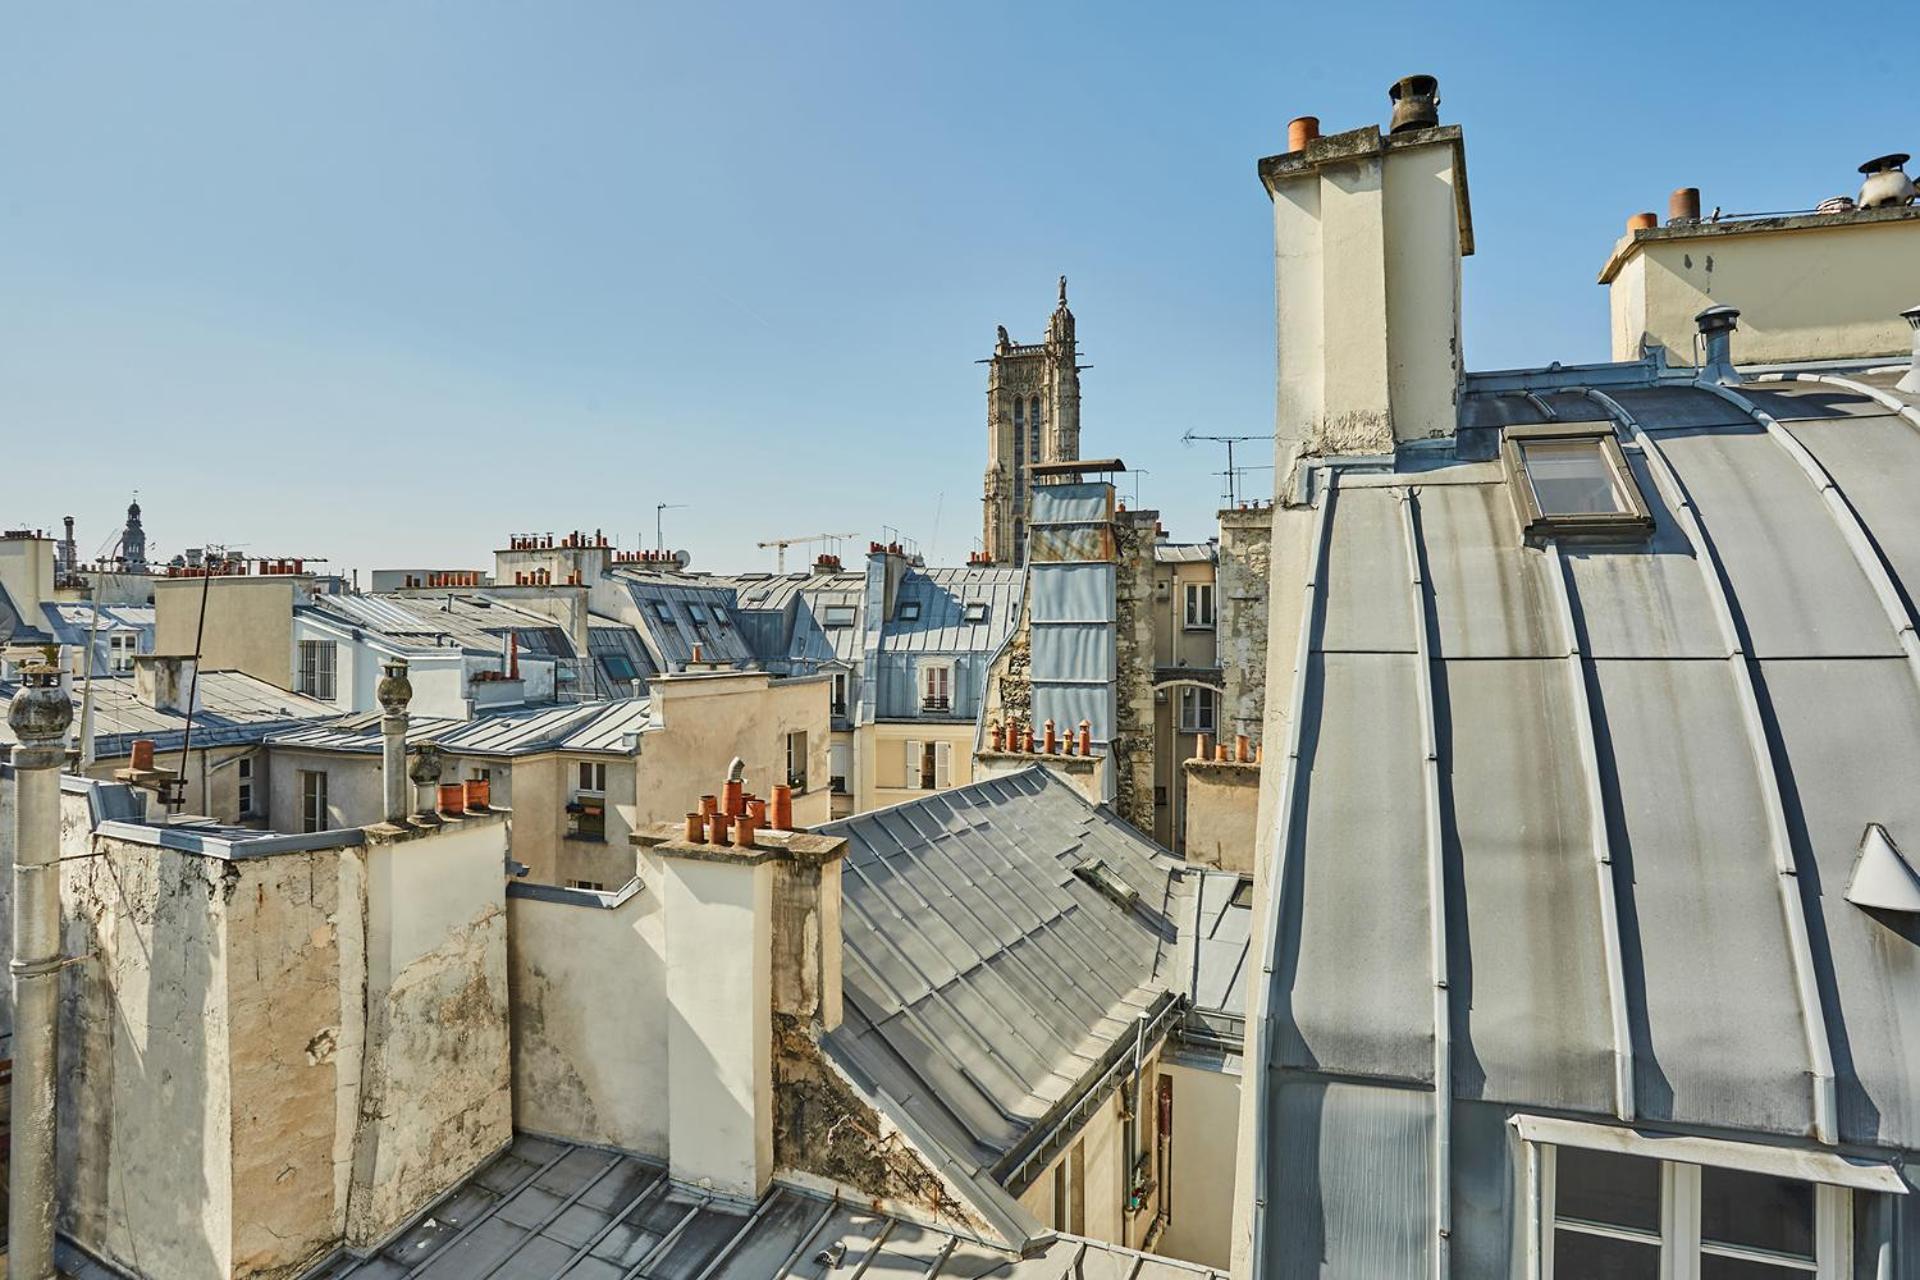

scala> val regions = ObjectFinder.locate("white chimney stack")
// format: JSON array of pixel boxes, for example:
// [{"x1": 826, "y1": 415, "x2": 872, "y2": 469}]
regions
[{"x1": 1261, "y1": 77, "x2": 1473, "y2": 479}]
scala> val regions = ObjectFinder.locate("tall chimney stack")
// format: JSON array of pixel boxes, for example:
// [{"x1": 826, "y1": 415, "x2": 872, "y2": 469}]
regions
[
  {"x1": 377, "y1": 658, "x2": 412, "y2": 824},
  {"x1": 9, "y1": 665, "x2": 73, "y2": 1279},
  {"x1": 1260, "y1": 76, "x2": 1473, "y2": 477}
]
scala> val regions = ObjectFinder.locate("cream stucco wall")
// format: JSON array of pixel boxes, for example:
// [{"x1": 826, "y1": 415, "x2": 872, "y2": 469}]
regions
[
  {"x1": 1605, "y1": 212, "x2": 1920, "y2": 365},
  {"x1": 1156, "y1": 1056, "x2": 1243, "y2": 1269},
  {"x1": 0, "y1": 534, "x2": 57, "y2": 613},
  {"x1": 1182, "y1": 760, "x2": 1260, "y2": 876},
  {"x1": 507, "y1": 878, "x2": 670, "y2": 1157},
  {"x1": 154, "y1": 576, "x2": 302, "y2": 690},
  {"x1": 866, "y1": 720, "x2": 979, "y2": 810},
  {"x1": 645, "y1": 671, "x2": 831, "y2": 828},
  {"x1": 1012, "y1": 1045, "x2": 1168, "y2": 1251}
]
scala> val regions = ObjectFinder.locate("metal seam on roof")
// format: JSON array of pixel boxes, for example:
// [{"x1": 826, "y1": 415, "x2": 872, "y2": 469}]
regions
[
  {"x1": 1585, "y1": 387, "x2": 1840, "y2": 1145},
  {"x1": 1543, "y1": 536, "x2": 1636, "y2": 1124},
  {"x1": 1397, "y1": 488, "x2": 1450, "y2": 1280},
  {"x1": 1248, "y1": 471, "x2": 1335, "y2": 1280}
]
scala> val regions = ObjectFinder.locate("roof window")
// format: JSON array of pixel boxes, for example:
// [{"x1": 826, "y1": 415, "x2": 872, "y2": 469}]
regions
[
  {"x1": 963, "y1": 601, "x2": 990, "y2": 624},
  {"x1": 686, "y1": 603, "x2": 708, "y2": 623},
  {"x1": 823, "y1": 604, "x2": 856, "y2": 628},
  {"x1": 1503, "y1": 424, "x2": 1652, "y2": 541},
  {"x1": 897, "y1": 601, "x2": 921, "y2": 622}
]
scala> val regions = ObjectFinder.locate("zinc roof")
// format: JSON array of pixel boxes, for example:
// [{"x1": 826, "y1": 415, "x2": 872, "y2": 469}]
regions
[
  {"x1": 269, "y1": 698, "x2": 650, "y2": 758},
  {"x1": 1256, "y1": 366, "x2": 1920, "y2": 1274},
  {"x1": 879, "y1": 566, "x2": 1023, "y2": 655},
  {"x1": 0, "y1": 670, "x2": 339, "y2": 757},
  {"x1": 816, "y1": 767, "x2": 1183, "y2": 1247},
  {"x1": 292, "y1": 1132, "x2": 1227, "y2": 1280},
  {"x1": 310, "y1": 593, "x2": 573, "y2": 658}
]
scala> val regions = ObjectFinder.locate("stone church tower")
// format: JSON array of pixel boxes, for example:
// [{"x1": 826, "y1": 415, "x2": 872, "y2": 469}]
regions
[{"x1": 982, "y1": 277, "x2": 1082, "y2": 563}]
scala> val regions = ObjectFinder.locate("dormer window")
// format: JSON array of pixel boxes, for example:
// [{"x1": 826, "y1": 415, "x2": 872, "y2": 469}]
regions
[{"x1": 1504, "y1": 424, "x2": 1652, "y2": 540}]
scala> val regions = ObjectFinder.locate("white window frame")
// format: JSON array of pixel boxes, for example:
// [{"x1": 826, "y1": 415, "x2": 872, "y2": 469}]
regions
[
  {"x1": 1178, "y1": 686, "x2": 1216, "y2": 734},
  {"x1": 300, "y1": 769, "x2": 329, "y2": 834},
  {"x1": 1184, "y1": 582, "x2": 1215, "y2": 630},
  {"x1": 108, "y1": 630, "x2": 138, "y2": 673},
  {"x1": 921, "y1": 660, "x2": 953, "y2": 713},
  {"x1": 786, "y1": 730, "x2": 808, "y2": 792},
  {"x1": 297, "y1": 640, "x2": 338, "y2": 701},
  {"x1": 904, "y1": 738, "x2": 923, "y2": 790},
  {"x1": 577, "y1": 761, "x2": 606, "y2": 794},
  {"x1": 1516, "y1": 1116, "x2": 1884, "y2": 1280},
  {"x1": 823, "y1": 604, "x2": 857, "y2": 628},
  {"x1": 933, "y1": 740, "x2": 951, "y2": 789},
  {"x1": 236, "y1": 755, "x2": 255, "y2": 816}
]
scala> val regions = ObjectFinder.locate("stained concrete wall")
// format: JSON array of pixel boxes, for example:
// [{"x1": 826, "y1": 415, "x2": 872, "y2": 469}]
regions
[
  {"x1": 17, "y1": 782, "x2": 512, "y2": 1280},
  {"x1": 1182, "y1": 760, "x2": 1260, "y2": 876},
  {"x1": 1216, "y1": 507, "x2": 1273, "y2": 745},
  {"x1": 507, "y1": 880, "x2": 669, "y2": 1156},
  {"x1": 1605, "y1": 210, "x2": 1920, "y2": 365}
]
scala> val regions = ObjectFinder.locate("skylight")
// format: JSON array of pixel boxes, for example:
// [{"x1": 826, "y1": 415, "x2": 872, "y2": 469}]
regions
[
  {"x1": 963, "y1": 601, "x2": 989, "y2": 623},
  {"x1": 898, "y1": 601, "x2": 921, "y2": 622},
  {"x1": 1503, "y1": 424, "x2": 1653, "y2": 540},
  {"x1": 823, "y1": 604, "x2": 856, "y2": 628}
]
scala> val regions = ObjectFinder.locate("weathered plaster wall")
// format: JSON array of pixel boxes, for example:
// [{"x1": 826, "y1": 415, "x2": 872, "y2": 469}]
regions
[
  {"x1": 644, "y1": 672, "x2": 831, "y2": 830},
  {"x1": 1111, "y1": 511, "x2": 1159, "y2": 832},
  {"x1": 347, "y1": 818, "x2": 512, "y2": 1246},
  {"x1": 1217, "y1": 506, "x2": 1273, "y2": 744},
  {"x1": 868, "y1": 721, "x2": 978, "y2": 808},
  {"x1": 265, "y1": 748, "x2": 381, "y2": 836},
  {"x1": 153, "y1": 577, "x2": 300, "y2": 691},
  {"x1": 59, "y1": 834, "x2": 235, "y2": 1280},
  {"x1": 506, "y1": 883, "x2": 668, "y2": 1156},
  {"x1": 1182, "y1": 761, "x2": 1260, "y2": 876}
]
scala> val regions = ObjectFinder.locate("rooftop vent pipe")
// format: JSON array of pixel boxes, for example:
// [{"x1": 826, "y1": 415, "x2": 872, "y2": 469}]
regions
[
  {"x1": 1696, "y1": 304, "x2": 1742, "y2": 385},
  {"x1": 1388, "y1": 74, "x2": 1440, "y2": 133},
  {"x1": 1668, "y1": 187, "x2": 1701, "y2": 226},
  {"x1": 1897, "y1": 304, "x2": 1920, "y2": 395},
  {"x1": 1857, "y1": 154, "x2": 1915, "y2": 210}
]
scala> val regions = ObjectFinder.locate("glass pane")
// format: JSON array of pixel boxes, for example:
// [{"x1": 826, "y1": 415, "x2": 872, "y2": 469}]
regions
[
  {"x1": 1553, "y1": 1230, "x2": 1659, "y2": 1279},
  {"x1": 1555, "y1": 1147, "x2": 1661, "y2": 1233},
  {"x1": 1699, "y1": 1167, "x2": 1814, "y2": 1259},
  {"x1": 1699, "y1": 1256, "x2": 1810, "y2": 1280},
  {"x1": 1523, "y1": 440, "x2": 1626, "y2": 515}
]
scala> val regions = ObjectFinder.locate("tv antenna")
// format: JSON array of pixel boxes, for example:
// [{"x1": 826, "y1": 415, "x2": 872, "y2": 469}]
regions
[{"x1": 1181, "y1": 430, "x2": 1275, "y2": 508}]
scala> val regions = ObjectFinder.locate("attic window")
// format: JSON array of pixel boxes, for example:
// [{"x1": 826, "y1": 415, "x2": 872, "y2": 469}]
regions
[
  {"x1": 1503, "y1": 424, "x2": 1652, "y2": 541},
  {"x1": 1073, "y1": 859, "x2": 1140, "y2": 911},
  {"x1": 650, "y1": 602, "x2": 673, "y2": 623},
  {"x1": 963, "y1": 601, "x2": 990, "y2": 624},
  {"x1": 823, "y1": 604, "x2": 856, "y2": 628},
  {"x1": 686, "y1": 603, "x2": 708, "y2": 623},
  {"x1": 898, "y1": 601, "x2": 921, "y2": 622}
]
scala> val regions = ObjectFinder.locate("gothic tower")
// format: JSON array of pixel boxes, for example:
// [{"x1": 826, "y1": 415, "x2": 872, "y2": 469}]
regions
[
  {"x1": 982, "y1": 277, "x2": 1082, "y2": 563},
  {"x1": 119, "y1": 498, "x2": 148, "y2": 574}
]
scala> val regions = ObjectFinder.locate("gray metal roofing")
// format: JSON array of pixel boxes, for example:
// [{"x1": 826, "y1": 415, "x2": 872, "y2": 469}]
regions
[
  {"x1": 0, "y1": 670, "x2": 339, "y2": 756},
  {"x1": 0, "y1": 579, "x2": 52, "y2": 645},
  {"x1": 42, "y1": 602, "x2": 156, "y2": 638},
  {"x1": 269, "y1": 698, "x2": 650, "y2": 758},
  {"x1": 583, "y1": 624, "x2": 657, "y2": 700},
  {"x1": 294, "y1": 1132, "x2": 1226, "y2": 1280},
  {"x1": 879, "y1": 567, "x2": 1024, "y2": 655},
  {"x1": 1185, "y1": 871, "x2": 1250, "y2": 1018},
  {"x1": 815, "y1": 767, "x2": 1183, "y2": 1246},
  {"x1": 1152, "y1": 543, "x2": 1216, "y2": 565},
  {"x1": 309, "y1": 593, "x2": 573, "y2": 657},
  {"x1": 1260, "y1": 371, "x2": 1920, "y2": 1183},
  {"x1": 616, "y1": 574, "x2": 760, "y2": 670}
]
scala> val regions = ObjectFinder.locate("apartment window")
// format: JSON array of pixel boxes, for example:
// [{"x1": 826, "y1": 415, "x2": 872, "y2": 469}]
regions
[
  {"x1": 921, "y1": 662, "x2": 952, "y2": 712},
  {"x1": 602, "y1": 653, "x2": 637, "y2": 682},
  {"x1": 299, "y1": 770, "x2": 328, "y2": 834},
  {"x1": 823, "y1": 604, "x2": 856, "y2": 628},
  {"x1": 905, "y1": 739, "x2": 951, "y2": 790},
  {"x1": 1050, "y1": 1139, "x2": 1086, "y2": 1235},
  {"x1": 963, "y1": 601, "x2": 989, "y2": 624},
  {"x1": 237, "y1": 755, "x2": 255, "y2": 816},
  {"x1": 568, "y1": 761, "x2": 607, "y2": 842},
  {"x1": 830, "y1": 740, "x2": 851, "y2": 795},
  {"x1": 786, "y1": 730, "x2": 809, "y2": 792},
  {"x1": 470, "y1": 767, "x2": 492, "y2": 784},
  {"x1": 1184, "y1": 582, "x2": 1215, "y2": 629},
  {"x1": 1178, "y1": 686, "x2": 1217, "y2": 734},
  {"x1": 897, "y1": 600, "x2": 921, "y2": 622},
  {"x1": 297, "y1": 640, "x2": 338, "y2": 701},
  {"x1": 831, "y1": 671, "x2": 849, "y2": 718},
  {"x1": 1527, "y1": 1124, "x2": 1858, "y2": 1280},
  {"x1": 108, "y1": 631, "x2": 138, "y2": 673},
  {"x1": 1504, "y1": 424, "x2": 1653, "y2": 540}
]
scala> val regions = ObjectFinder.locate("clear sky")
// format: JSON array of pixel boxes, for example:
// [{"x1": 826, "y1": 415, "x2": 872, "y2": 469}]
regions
[{"x1": 4, "y1": 2, "x2": 1912, "y2": 580}]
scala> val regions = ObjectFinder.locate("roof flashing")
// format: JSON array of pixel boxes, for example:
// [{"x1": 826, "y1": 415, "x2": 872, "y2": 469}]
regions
[{"x1": 1845, "y1": 823, "x2": 1920, "y2": 914}]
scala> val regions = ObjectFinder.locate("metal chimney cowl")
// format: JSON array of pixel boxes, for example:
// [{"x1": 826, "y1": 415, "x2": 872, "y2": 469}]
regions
[
  {"x1": 1695, "y1": 304, "x2": 1742, "y2": 385},
  {"x1": 1857, "y1": 154, "x2": 1916, "y2": 210},
  {"x1": 1388, "y1": 74, "x2": 1440, "y2": 133}
]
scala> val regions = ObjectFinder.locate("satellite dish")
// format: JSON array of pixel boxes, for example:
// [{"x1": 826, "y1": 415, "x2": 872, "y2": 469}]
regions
[{"x1": 672, "y1": 549, "x2": 692, "y2": 570}]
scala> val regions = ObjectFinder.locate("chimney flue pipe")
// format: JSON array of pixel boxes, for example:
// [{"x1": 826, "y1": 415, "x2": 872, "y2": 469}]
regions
[
  {"x1": 10, "y1": 666, "x2": 73, "y2": 1280},
  {"x1": 1695, "y1": 304, "x2": 1742, "y2": 385},
  {"x1": 1668, "y1": 187, "x2": 1701, "y2": 225},
  {"x1": 1287, "y1": 115, "x2": 1320, "y2": 152},
  {"x1": 1387, "y1": 74, "x2": 1440, "y2": 133}
]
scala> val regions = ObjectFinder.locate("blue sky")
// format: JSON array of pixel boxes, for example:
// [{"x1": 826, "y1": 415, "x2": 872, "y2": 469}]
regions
[{"x1": 4, "y1": 2, "x2": 1911, "y2": 579}]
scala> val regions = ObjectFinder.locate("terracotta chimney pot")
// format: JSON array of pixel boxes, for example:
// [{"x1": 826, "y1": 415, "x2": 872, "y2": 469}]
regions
[
  {"x1": 684, "y1": 812, "x2": 705, "y2": 842},
  {"x1": 1627, "y1": 211, "x2": 1658, "y2": 232},
  {"x1": 1288, "y1": 115, "x2": 1320, "y2": 152},
  {"x1": 771, "y1": 783, "x2": 794, "y2": 831},
  {"x1": 1077, "y1": 719, "x2": 1092, "y2": 755},
  {"x1": 708, "y1": 811, "x2": 732, "y2": 847},
  {"x1": 1235, "y1": 733, "x2": 1251, "y2": 763}
]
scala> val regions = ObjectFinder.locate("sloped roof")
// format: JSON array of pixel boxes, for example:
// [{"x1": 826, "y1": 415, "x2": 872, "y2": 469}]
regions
[
  {"x1": 0, "y1": 670, "x2": 339, "y2": 756},
  {"x1": 269, "y1": 698, "x2": 650, "y2": 758},
  {"x1": 307, "y1": 593, "x2": 572, "y2": 658},
  {"x1": 1255, "y1": 365, "x2": 1920, "y2": 1274},
  {"x1": 816, "y1": 767, "x2": 1184, "y2": 1246},
  {"x1": 290, "y1": 1132, "x2": 1226, "y2": 1280}
]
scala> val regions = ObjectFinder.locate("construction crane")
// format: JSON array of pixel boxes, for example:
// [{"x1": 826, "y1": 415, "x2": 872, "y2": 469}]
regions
[
  {"x1": 757, "y1": 531, "x2": 858, "y2": 573},
  {"x1": 1181, "y1": 430, "x2": 1275, "y2": 508}
]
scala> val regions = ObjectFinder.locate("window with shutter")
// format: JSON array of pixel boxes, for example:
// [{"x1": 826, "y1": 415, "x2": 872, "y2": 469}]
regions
[
  {"x1": 933, "y1": 741, "x2": 951, "y2": 788},
  {"x1": 904, "y1": 740, "x2": 921, "y2": 788}
]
